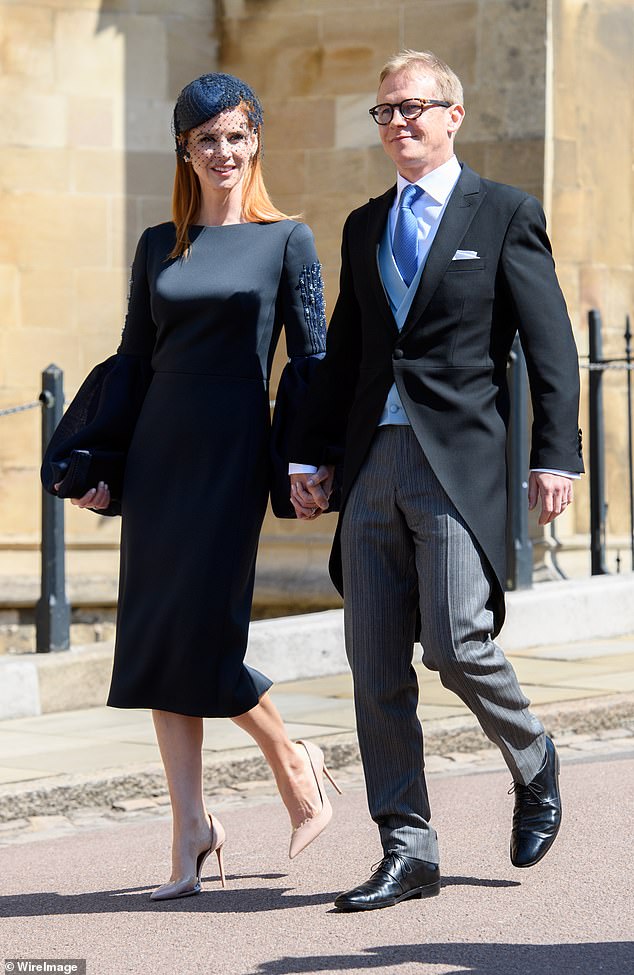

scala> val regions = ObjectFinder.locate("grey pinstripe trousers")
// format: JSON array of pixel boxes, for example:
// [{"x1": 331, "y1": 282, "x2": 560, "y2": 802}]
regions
[{"x1": 340, "y1": 427, "x2": 546, "y2": 862}]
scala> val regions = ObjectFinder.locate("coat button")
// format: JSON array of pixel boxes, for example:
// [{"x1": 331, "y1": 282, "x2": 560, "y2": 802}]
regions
[{"x1": 393, "y1": 348, "x2": 404, "y2": 360}]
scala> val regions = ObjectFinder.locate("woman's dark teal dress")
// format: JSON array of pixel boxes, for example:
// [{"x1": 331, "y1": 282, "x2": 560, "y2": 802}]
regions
[{"x1": 72, "y1": 220, "x2": 325, "y2": 718}]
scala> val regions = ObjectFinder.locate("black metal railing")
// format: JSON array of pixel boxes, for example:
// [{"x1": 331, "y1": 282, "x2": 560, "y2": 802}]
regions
[
  {"x1": 582, "y1": 310, "x2": 634, "y2": 574},
  {"x1": 4, "y1": 326, "x2": 631, "y2": 647}
]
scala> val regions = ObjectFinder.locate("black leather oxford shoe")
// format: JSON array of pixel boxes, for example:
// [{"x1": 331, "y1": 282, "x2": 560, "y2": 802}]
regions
[
  {"x1": 334, "y1": 853, "x2": 440, "y2": 912},
  {"x1": 510, "y1": 736, "x2": 561, "y2": 868}
]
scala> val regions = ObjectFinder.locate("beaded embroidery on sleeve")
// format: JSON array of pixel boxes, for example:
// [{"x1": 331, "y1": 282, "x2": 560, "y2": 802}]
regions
[{"x1": 297, "y1": 263, "x2": 327, "y2": 355}]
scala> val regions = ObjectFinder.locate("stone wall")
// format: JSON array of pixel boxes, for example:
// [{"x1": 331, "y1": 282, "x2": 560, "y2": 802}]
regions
[
  {"x1": 1, "y1": 0, "x2": 631, "y2": 590},
  {"x1": 549, "y1": 0, "x2": 634, "y2": 548},
  {"x1": 0, "y1": 0, "x2": 219, "y2": 553}
]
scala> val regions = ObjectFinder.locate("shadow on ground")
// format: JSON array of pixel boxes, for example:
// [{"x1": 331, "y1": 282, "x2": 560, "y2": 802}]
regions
[{"x1": 249, "y1": 941, "x2": 634, "y2": 975}]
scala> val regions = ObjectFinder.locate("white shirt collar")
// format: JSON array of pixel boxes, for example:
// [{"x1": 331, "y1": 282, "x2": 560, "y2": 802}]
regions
[{"x1": 396, "y1": 155, "x2": 462, "y2": 206}]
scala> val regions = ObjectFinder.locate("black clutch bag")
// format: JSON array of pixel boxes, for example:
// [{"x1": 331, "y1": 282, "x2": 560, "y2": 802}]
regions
[
  {"x1": 51, "y1": 448, "x2": 126, "y2": 501},
  {"x1": 41, "y1": 353, "x2": 153, "y2": 515}
]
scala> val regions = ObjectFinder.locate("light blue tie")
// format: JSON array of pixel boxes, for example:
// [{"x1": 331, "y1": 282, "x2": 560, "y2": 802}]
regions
[{"x1": 392, "y1": 184, "x2": 423, "y2": 286}]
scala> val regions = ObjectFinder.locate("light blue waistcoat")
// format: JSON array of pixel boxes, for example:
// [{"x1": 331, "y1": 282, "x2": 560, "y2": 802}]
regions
[{"x1": 377, "y1": 221, "x2": 427, "y2": 427}]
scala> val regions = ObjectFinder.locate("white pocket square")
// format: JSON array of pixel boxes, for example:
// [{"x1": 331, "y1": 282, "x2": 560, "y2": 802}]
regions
[{"x1": 452, "y1": 249, "x2": 480, "y2": 260}]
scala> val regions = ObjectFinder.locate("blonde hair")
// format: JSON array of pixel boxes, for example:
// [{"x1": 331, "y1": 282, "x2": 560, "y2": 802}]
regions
[
  {"x1": 169, "y1": 105, "x2": 288, "y2": 260},
  {"x1": 379, "y1": 50, "x2": 464, "y2": 105}
]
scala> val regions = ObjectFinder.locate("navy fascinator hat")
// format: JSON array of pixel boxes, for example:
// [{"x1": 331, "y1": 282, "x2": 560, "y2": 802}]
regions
[{"x1": 172, "y1": 73, "x2": 263, "y2": 155}]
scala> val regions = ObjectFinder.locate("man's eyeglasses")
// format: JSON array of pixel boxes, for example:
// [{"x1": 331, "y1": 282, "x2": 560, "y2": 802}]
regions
[{"x1": 368, "y1": 98, "x2": 452, "y2": 125}]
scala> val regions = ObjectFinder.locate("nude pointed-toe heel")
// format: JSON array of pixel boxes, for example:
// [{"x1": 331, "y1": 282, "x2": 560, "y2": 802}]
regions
[
  {"x1": 289, "y1": 740, "x2": 342, "y2": 860},
  {"x1": 150, "y1": 813, "x2": 227, "y2": 901}
]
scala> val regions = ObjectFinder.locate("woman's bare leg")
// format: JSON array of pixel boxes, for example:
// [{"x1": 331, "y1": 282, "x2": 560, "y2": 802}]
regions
[
  {"x1": 152, "y1": 709, "x2": 212, "y2": 881},
  {"x1": 232, "y1": 691, "x2": 321, "y2": 828}
]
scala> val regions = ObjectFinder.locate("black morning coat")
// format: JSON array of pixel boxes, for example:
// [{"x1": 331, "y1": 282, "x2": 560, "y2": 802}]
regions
[{"x1": 289, "y1": 163, "x2": 584, "y2": 635}]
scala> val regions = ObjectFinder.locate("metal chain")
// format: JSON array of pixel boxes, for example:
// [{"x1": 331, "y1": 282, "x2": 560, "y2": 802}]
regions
[
  {"x1": 580, "y1": 362, "x2": 634, "y2": 371},
  {"x1": 0, "y1": 400, "x2": 42, "y2": 418}
]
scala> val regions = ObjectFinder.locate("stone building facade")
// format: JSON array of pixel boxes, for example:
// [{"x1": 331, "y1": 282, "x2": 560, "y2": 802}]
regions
[{"x1": 0, "y1": 0, "x2": 632, "y2": 603}]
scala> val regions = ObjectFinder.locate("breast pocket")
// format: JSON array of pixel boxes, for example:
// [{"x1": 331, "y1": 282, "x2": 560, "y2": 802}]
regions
[{"x1": 446, "y1": 258, "x2": 487, "y2": 272}]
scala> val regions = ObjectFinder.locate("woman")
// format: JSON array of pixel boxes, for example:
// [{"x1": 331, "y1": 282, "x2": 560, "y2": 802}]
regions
[{"x1": 42, "y1": 73, "x2": 339, "y2": 900}]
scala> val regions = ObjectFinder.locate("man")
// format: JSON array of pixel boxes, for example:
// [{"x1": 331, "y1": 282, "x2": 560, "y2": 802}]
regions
[{"x1": 289, "y1": 49, "x2": 583, "y2": 912}]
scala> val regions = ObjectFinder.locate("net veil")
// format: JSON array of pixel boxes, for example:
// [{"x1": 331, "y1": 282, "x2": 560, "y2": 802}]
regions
[{"x1": 173, "y1": 72, "x2": 263, "y2": 157}]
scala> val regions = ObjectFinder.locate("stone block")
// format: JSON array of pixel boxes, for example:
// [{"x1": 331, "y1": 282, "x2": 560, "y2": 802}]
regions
[
  {"x1": 223, "y1": 10, "x2": 320, "y2": 64},
  {"x1": 478, "y1": 0, "x2": 548, "y2": 89},
  {"x1": 318, "y1": 10, "x2": 400, "y2": 95},
  {"x1": 265, "y1": 194, "x2": 305, "y2": 225},
  {"x1": 137, "y1": 0, "x2": 214, "y2": 14},
  {"x1": 0, "y1": 5, "x2": 55, "y2": 83},
  {"x1": 119, "y1": 14, "x2": 169, "y2": 100},
  {"x1": 107, "y1": 195, "x2": 137, "y2": 271},
  {"x1": 0, "y1": 148, "x2": 71, "y2": 194},
  {"x1": 76, "y1": 269, "x2": 127, "y2": 334},
  {"x1": 549, "y1": 186, "x2": 587, "y2": 264},
  {"x1": 459, "y1": 90, "x2": 508, "y2": 144},
  {"x1": 262, "y1": 150, "x2": 306, "y2": 198},
  {"x1": 0, "y1": 265, "x2": 20, "y2": 330},
  {"x1": 111, "y1": 797, "x2": 157, "y2": 812},
  {"x1": 0, "y1": 193, "x2": 108, "y2": 270},
  {"x1": 456, "y1": 139, "x2": 487, "y2": 176},
  {"x1": 265, "y1": 98, "x2": 335, "y2": 151},
  {"x1": 38, "y1": 646, "x2": 114, "y2": 712},
  {"x1": 71, "y1": 149, "x2": 125, "y2": 195},
  {"x1": 9, "y1": 0, "x2": 126, "y2": 9},
  {"x1": 553, "y1": 263, "x2": 580, "y2": 330},
  {"x1": 0, "y1": 657, "x2": 39, "y2": 719},
  {"x1": 68, "y1": 97, "x2": 115, "y2": 149},
  {"x1": 579, "y1": 268, "x2": 633, "y2": 343},
  {"x1": 19, "y1": 268, "x2": 75, "y2": 331},
  {"x1": 306, "y1": 148, "x2": 369, "y2": 195},
  {"x1": 54, "y1": 10, "x2": 124, "y2": 98},
  {"x1": 484, "y1": 138, "x2": 544, "y2": 193},
  {"x1": 366, "y1": 145, "x2": 397, "y2": 194},
  {"x1": 64, "y1": 499, "x2": 121, "y2": 545},
  {"x1": 0, "y1": 402, "x2": 39, "y2": 466},
  {"x1": 552, "y1": 138, "x2": 578, "y2": 189},
  {"x1": 0, "y1": 467, "x2": 41, "y2": 540},
  {"x1": 138, "y1": 196, "x2": 172, "y2": 232},
  {"x1": 302, "y1": 193, "x2": 361, "y2": 254},
  {"x1": 125, "y1": 152, "x2": 175, "y2": 197},
  {"x1": 165, "y1": 18, "x2": 219, "y2": 101},
  {"x1": 403, "y1": 2, "x2": 478, "y2": 87},
  {"x1": 79, "y1": 332, "x2": 121, "y2": 375},
  {"x1": 313, "y1": 0, "x2": 380, "y2": 7},
  {"x1": 28, "y1": 816, "x2": 73, "y2": 830},
  {"x1": 335, "y1": 93, "x2": 381, "y2": 150},
  {"x1": 3, "y1": 327, "x2": 82, "y2": 390},
  {"x1": 0, "y1": 93, "x2": 67, "y2": 149},
  {"x1": 124, "y1": 98, "x2": 173, "y2": 152}
]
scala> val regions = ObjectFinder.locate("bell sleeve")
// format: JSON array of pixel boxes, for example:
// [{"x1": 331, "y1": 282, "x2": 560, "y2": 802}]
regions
[
  {"x1": 40, "y1": 229, "x2": 156, "y2": 516},
  {"x1": 269, "y1": 222, "x2": 340, "y2": 518}
]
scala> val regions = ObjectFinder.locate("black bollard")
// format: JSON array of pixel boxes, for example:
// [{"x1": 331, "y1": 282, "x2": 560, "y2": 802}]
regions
[
  {"x1": 35, "y1": 364, "x2": 71, "y2": 651},
  {"x1": 588, "y1": 310, "x2": 608, "y2": 575}
]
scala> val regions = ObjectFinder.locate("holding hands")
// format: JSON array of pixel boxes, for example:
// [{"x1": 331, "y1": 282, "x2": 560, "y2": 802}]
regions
[{"x1": 290, "y1": 466, "x2": 335, "y2": 520}]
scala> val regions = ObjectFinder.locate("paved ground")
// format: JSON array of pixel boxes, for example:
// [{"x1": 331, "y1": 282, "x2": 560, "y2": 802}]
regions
[
  {"x1": 1, "y1": 749, "x2": 632, "y2": 975},
  {"x1": 0, "y1": 634, "x2": 633, "y2": 973},
  {"x1": 1, "y1": 634, "x2": 634, "y2": 824}
]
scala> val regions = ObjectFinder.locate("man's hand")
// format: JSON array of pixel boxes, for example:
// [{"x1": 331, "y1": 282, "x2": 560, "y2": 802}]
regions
[
  {"x1": 290, "y1": 466, "x2": 335, "y2": 520},
  {"x1": 528, "y1": 472, "x2": 573, "y2": 526}
]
